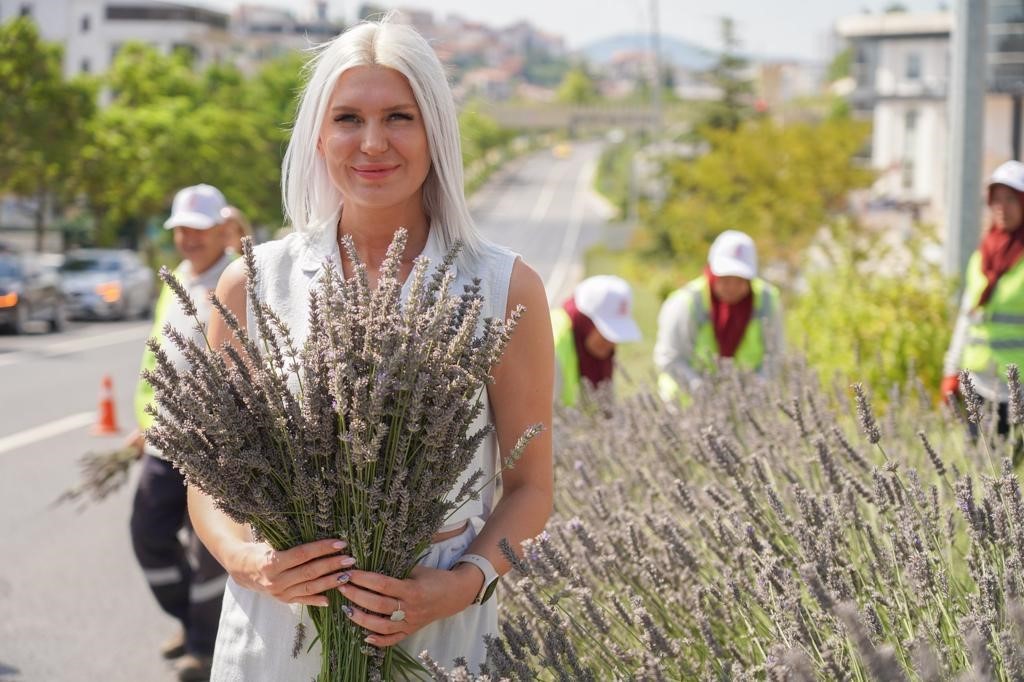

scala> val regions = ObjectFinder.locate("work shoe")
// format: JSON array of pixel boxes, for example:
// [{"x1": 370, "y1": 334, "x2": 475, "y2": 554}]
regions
[
  {"x1": 159, "y1": 629, "x2": 186, "y2": 660},
  {"x1": 175, "y1": 654, "x2": 213, "y2": 682}
]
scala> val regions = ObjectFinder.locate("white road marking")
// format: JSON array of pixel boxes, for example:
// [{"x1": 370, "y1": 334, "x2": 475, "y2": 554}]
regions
[
  {"x1": 545, "y1": 160, "x2": 595, "y2": 305},
  {"x1": 0, "y1": 411, "x2": 95, "y2": 455},
  {"x1": 0, "y1": 324, "x2": 151, "y2": 368},
  {"x1": 529, "y1": 161, "x2": 571, "y2": 224},
  {"x1": 0, "y1": 352, "x2": 29, "y2": 368}
]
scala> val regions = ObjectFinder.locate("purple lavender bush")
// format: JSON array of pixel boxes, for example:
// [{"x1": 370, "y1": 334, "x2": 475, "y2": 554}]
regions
[
  {"x1": 143, "y1": 230, "x2": 539, "y2": 682},
  {"x1": 426, "y1": 363, "x2": 1024, "y2": 681}
]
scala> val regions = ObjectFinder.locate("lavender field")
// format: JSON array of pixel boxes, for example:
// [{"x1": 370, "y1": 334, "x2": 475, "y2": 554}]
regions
[{"x1": 438, "y1": 363, "x2": 1024, "y2": 681}]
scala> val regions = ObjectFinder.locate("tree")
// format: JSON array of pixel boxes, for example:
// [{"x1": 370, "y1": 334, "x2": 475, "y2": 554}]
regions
[
  {"x1": 637, "y1": 117, "x2": 874, "y2": 274},
  {"x1": 72, "y1": 45, "x2": 306, "y2": 246},
  {"x1": 556, "y1": 66, "x2": 599, "y2": 105},
  {"x1": 0, "y1": 18, "x2": 95, "y2": 251},
  {"x1": 700, "y1": 17, "x2": 753, "y2": 132},
  {"x1": 826, "y1": 47, "x2": 853, "y2": 83}
]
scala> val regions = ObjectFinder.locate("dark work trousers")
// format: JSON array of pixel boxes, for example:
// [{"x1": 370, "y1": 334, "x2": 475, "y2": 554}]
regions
[
  {"x1": 130, "y1": 454, "x2": 225, "y2": 657},
  {"x1": 964, "y1": 399, "x2": 1024, "y2": 466}
]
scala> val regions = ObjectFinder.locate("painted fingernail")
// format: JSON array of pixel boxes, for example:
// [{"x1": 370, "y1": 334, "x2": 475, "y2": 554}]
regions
[
  {"x1": 332, "y1": 540, "x2": 347, "y2": 550},
  {"x1": 364, "y1": 636, "x2": 377, "y2": 645},
  {"x1": 317, "y1": 598, "x2": 330, "y2": 608},
  {"x1": 337, "y1": 572, "x2": 351, "y2": 584},
  {"x1": 341, "y1": 605, "x2": 354, "y2": 618},
  {"x1": 340, "y1": 556, "x2": 357, "y2": 568}
]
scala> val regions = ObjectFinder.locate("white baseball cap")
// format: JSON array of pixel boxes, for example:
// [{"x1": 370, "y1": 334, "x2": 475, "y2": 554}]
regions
[
  {"x1": 989, "y1": 160, "x2": 1024, "y2": 193},
  {"x1": 164, "y1": 184, "x2": 228, "y2": 230},
  {"x1": 573, "y1": 275, "x2": 642, "y2": 344},
  {"x1": 708, "y1": 230, "x2": 757, "y2": 280}
]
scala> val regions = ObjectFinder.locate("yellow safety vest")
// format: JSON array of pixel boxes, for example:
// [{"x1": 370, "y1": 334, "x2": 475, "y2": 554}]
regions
[
  {"x1": 961, "y1": 250, "x2": 1024, "y2": 379},
  {"x1": 658, "y1": 275, "x2": 778, "y2": 400},
  {"x1": 551, "y1": 308, "x2": 581, "y2": 407}
]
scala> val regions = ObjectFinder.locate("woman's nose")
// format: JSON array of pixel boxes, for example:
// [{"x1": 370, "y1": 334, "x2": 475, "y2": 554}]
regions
[{"x1": 360, "y1": 121, "x2": 388, "y2": 155}]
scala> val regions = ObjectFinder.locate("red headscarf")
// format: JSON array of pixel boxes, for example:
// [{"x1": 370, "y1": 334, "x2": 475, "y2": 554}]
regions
[
  {"x1": 705, "y1": 266, "x2": 754, "y2": 358},
  {"x1": 977, "y1": 185, "x2": 1024, "y2": 308},
  {"x1": 563, "y1": 296, "x2": 614, "y2": 387}
]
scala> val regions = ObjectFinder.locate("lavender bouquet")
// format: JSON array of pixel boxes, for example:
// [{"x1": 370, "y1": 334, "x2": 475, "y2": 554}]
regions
[{"x1": 143, "y1": 230, "x2": 539, "y2": 681}]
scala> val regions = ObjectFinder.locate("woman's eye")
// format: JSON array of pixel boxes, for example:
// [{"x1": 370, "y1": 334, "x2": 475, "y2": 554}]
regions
[
  {"x1": 389, "y1": 112, "x2": 414, "y2": 122},
  {"x1": 334, "y1": 114, "x2": 360, "y2": 124}
]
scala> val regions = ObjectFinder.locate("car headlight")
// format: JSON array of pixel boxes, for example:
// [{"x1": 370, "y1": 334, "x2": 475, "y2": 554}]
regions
[
  {"x1": 95, "y1": 281, "x2": 122, "y2": 303},
  {"x1": 0, "y1": 292, "x2": 17, "y2": 308}
]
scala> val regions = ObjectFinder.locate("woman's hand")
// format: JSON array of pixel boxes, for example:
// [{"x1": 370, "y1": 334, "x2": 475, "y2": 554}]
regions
[
  {"x1": 335, "y1": 564, "x2": 483, "y2": 647},
  {"x1": 227, "y1": 538, "x2": 356, "y2": 608}
]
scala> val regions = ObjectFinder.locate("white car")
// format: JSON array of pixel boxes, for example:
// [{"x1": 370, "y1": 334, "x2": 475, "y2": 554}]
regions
[{"x1": 60, "y1": 249, "x2": 155, "y2": 320}]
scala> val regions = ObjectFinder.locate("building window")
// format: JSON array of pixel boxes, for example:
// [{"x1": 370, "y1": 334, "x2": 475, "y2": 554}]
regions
[
  {"x1": 903, "y1": 109, "x2": 919, "y2": 190},
  {"x1": 19, "y1": 4, "x2": 32, "y2": 17},
  {"x1": 81, "y1": 14, "x2": 91, "y2": 32},
  {"x1": 905, "y1": 109, "x2": 919, "y2": 133},
  {"x1": 80, "y1": 58, "x2": 91, "y2": 73},
  {"x1": 906, "y1": 52, "x2": 922, "y2": 80}
]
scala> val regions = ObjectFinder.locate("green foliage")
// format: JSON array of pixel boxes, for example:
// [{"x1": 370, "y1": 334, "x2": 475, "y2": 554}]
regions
[
  {"x1": 0, "y1": 18, "x2": 95, "y2": 249},
  {"x1": 107, "y1": 42, "x2": 198, "y2": 107},
  {"x1": 459, "y1": 106, "x2": 514, "y2": 167},
  {"x1": 700, "y1": 16, "x2": 754, "y2": 132},
  {"x1": 74, "y1": 45, "x2": 309, "y2": 245},
  {"x1": 827, "y1": 47, "x2": 854, "y2": 83},
  {"x1": 639, "y1": 116, "x2": 874, "y2": 273},
  {"x1": 787, "y1": 222, "x2": 956, "y2": 400},
  {"x1": 556, "y1": 66, "x2": 599, "y2": 105}
]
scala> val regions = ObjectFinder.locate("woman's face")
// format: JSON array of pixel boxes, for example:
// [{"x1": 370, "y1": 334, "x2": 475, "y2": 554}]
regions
[
  {"x1": 584, "y1": 328, "x2": 615, "y2": 359},
  {"x1": 711, "y1": 275, "x2": 752, "y2": 304},
  {"x1": 990, "y1": 184, "x2": 1024, "y2": 232},
  {"x1": 318, "y1": 66, "x2": 431, "y2": 214}
]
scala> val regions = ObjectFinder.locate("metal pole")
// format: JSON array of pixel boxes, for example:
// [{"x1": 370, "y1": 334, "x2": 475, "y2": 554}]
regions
[
  {"x1": 649, "y1": 0, "x2": 662, "y2": 137},
  {"x1": 945, "y1": 0, "x2": 989, "y2": 277},
  {"x1": 1013, "y1": 94, "x2": 1022, "y2": 160}
]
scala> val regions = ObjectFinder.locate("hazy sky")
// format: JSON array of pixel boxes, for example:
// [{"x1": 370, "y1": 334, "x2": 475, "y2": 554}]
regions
[{"x1": 206, "y1": 0, "x2": 947, "y2": 60}]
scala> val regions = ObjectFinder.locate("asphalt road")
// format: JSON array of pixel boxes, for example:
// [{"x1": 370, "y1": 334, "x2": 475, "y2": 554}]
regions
[{"x1": 0, "y1": 141, "x2": 610, "y2": 681}]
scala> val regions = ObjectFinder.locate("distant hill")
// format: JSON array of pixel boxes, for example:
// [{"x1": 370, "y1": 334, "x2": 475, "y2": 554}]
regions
[{"x1": 578, "y1": 34, "x2": 717, "y2": 71}]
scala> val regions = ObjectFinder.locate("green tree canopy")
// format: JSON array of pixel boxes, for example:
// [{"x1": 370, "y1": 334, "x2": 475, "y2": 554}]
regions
[
  {"x1": 557, "y1": 66, "x2": 600, "y2": 105},
  {"x1": 74, "y1": 45, "x2": 308, "y2": 245},
  {"x1": 638, "y1": 116, "x2": 874, "y2": 273},
  {"x1": 700, "y1": 16, "x2": 754, "y2": 132},
  {"x1": 0, "y1": 17, "x2": 95, "y2": 250}
]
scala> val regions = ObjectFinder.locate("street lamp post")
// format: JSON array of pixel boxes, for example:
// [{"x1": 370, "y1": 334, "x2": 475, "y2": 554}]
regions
[{"x1": 945, "y1": 0, "x2": 989, "y2": 277}]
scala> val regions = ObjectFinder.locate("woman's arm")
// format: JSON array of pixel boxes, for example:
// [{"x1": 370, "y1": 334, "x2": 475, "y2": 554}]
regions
[
  {"x1": 338, "y1": 258, "x2": 554, "y2": 646},
  {"x1": 188, "y1": 258, "x2": 354, "y2": 608}
]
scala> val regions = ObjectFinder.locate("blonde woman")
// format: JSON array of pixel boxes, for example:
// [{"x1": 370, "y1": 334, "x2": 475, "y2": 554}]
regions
[{"x1": 190, "y1": 17, "x2": 554, "y2": 678}]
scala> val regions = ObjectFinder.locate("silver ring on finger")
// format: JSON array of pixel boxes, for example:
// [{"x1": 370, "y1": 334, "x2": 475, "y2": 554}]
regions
[{"x1": 390, "y1": 600, "x2": 406, "y2": 622}]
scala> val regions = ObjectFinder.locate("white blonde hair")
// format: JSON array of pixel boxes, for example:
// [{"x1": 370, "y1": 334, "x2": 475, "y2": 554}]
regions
[{"x1": 282, "y1": 16, "x2": 481, "y2": 258}]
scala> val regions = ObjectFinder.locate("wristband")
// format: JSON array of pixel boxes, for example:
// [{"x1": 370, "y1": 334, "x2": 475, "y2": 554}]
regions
[{"x1": 453, "y1": 553, "x2": 499, "y2": 604}]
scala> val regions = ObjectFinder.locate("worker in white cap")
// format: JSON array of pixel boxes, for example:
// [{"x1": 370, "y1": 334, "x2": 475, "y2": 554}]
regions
[
  {"x1": 654, "y1": 229, "x2": 784, "y2": 402},
  {"x1": 127, "y1": 183, "x2": 233, "y2": 680},
  {"x1": 551, "y1": 275, "x2": 642, "y2": 406},
  {"x1": 943, "y1": 160, "x2": 1024, "y2": 445}
]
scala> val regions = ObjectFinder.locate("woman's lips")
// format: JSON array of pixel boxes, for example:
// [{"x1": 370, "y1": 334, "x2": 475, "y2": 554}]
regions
[{"x1": 353, "y1": 165, "x2": 399, "y2": 180}]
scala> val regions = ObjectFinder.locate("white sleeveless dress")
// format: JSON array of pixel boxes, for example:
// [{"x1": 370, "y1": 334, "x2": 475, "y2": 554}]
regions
[{"x1": 210, "y1": 222, "x2": 518, "y2": 680}]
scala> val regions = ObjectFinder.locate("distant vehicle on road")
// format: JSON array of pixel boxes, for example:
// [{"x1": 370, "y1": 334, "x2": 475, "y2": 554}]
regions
[
  {"x1": 0, "y1": 252, "x2": 68, "y2": 334},
  {"x1": 60, "y1": 249, "x2": 155, "y2": 320}
]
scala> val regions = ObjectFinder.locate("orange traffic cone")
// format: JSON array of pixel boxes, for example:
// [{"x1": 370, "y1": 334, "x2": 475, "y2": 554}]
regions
[{"x1": 91, "y1": 374, "x2": 120, "y2": 435}]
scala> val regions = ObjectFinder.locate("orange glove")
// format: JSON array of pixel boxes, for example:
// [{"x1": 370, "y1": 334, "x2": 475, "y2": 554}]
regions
[{"x1": 940, "y1": 374, "x2": 959, "y2": 404}]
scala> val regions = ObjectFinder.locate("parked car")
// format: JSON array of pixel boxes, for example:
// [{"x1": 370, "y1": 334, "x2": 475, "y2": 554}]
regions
[
  {"x1": 60, "y1": 249, "x2": 155, "y2": 320},
  {"x1": 0, "y1": 252, "x2": 68, "y2": 334}
]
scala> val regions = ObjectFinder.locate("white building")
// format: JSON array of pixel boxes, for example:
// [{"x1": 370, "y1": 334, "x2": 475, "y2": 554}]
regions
[
  {"x1": 0, "y1": 0, "x2": 232, "y2": 78},
  {"x1": 836, "y1": 10, "x2": 1022, "y2": 226}
]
